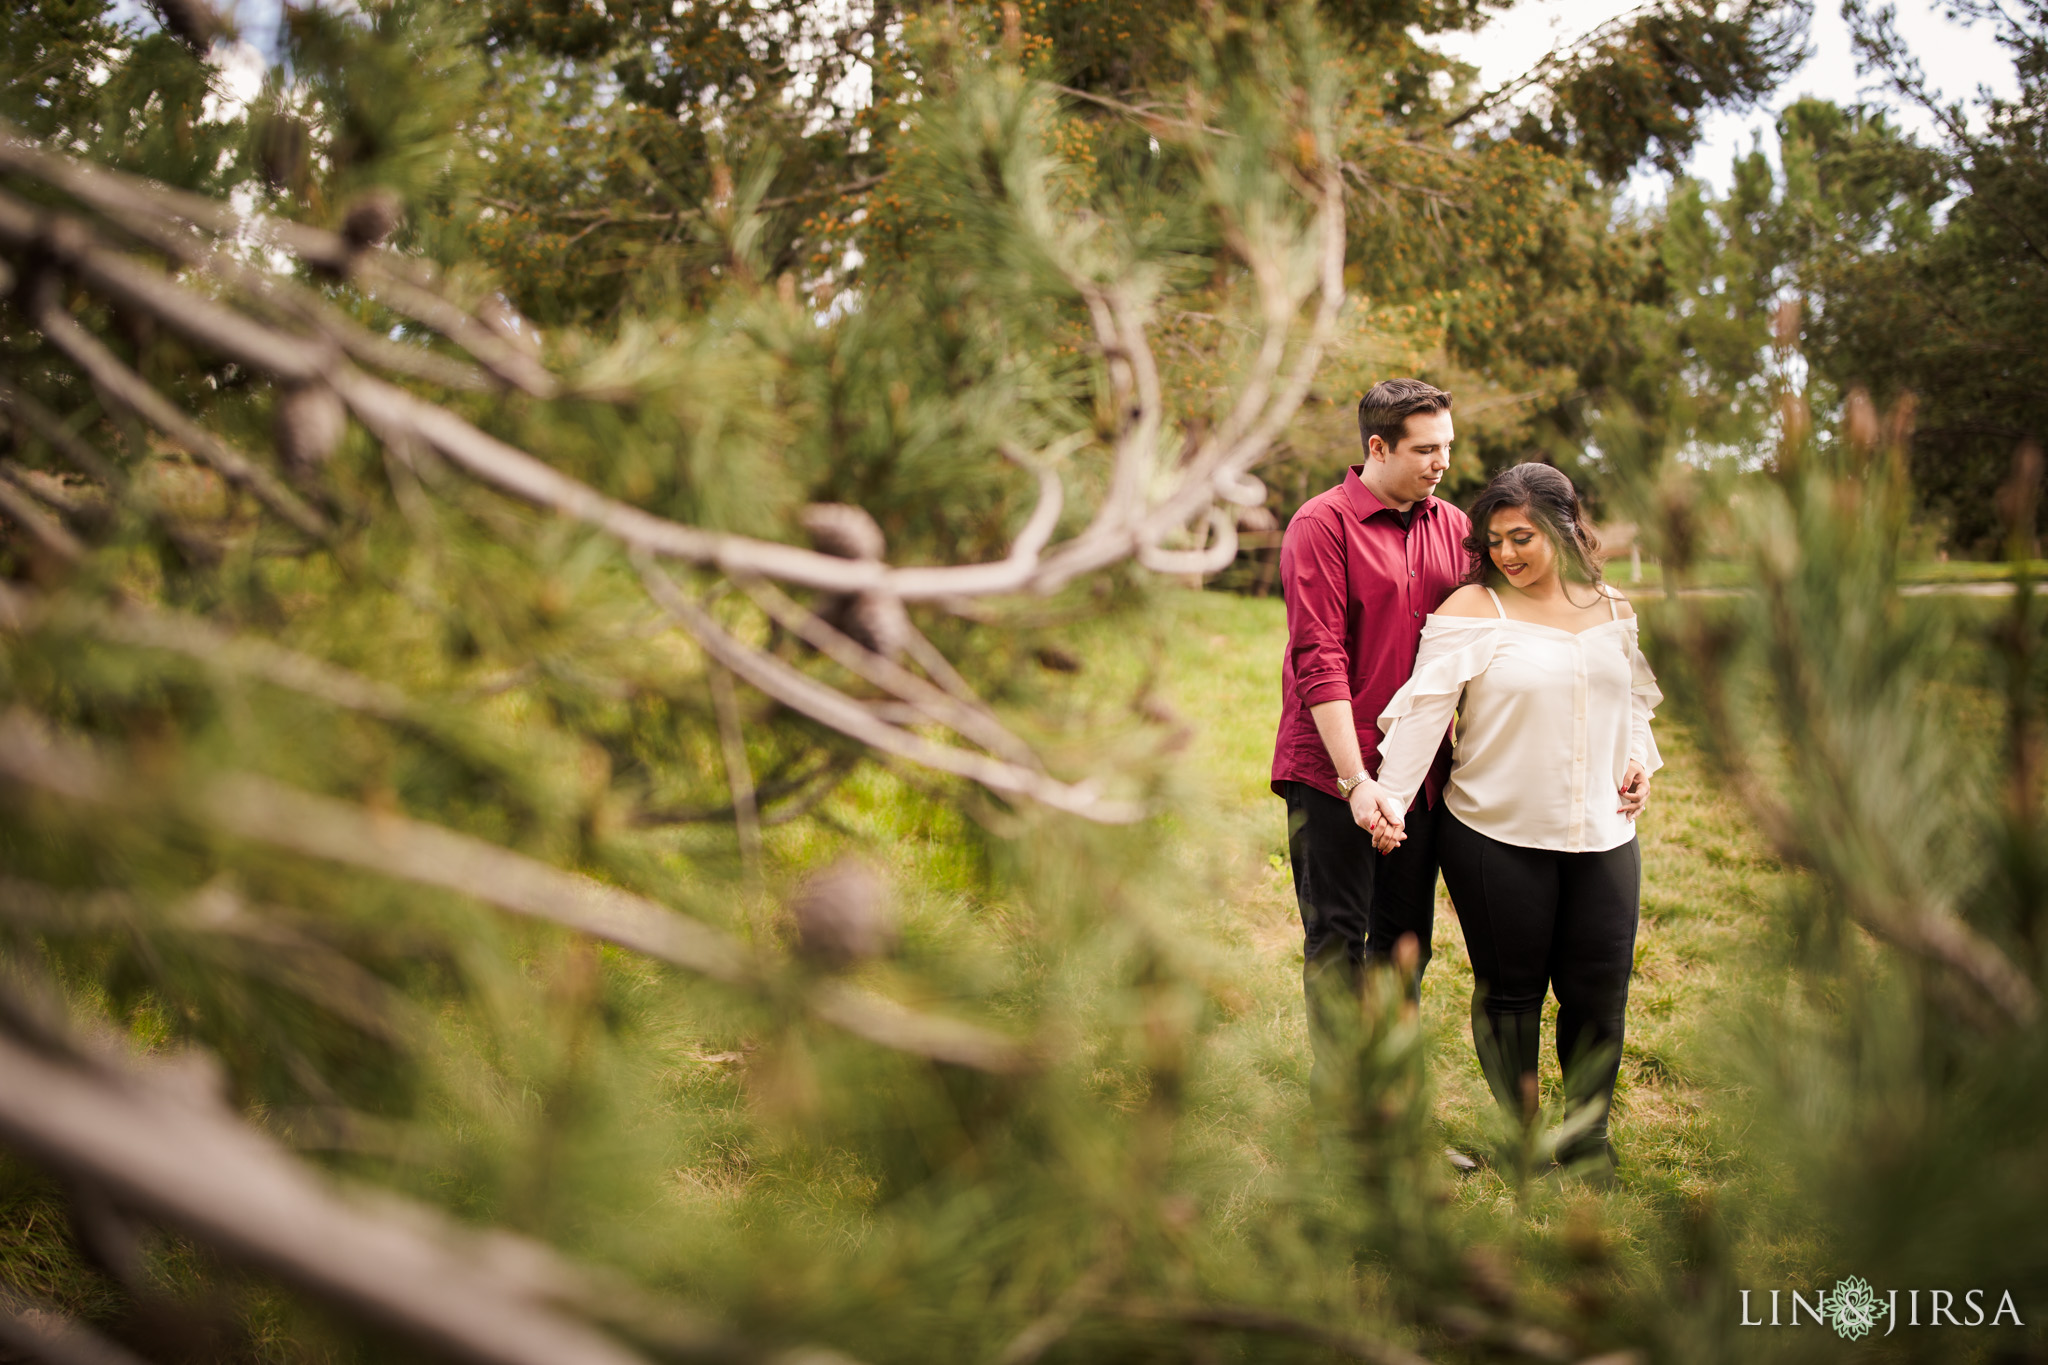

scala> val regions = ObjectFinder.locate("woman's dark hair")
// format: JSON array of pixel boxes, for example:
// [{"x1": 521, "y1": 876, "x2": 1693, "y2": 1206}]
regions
[{"x1": 1461, "y1": 462, "x2": 1604, "y2": 589}]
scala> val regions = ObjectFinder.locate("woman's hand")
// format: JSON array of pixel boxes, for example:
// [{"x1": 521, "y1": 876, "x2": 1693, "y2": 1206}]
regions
[
  {"x1": 1617, "y1": 759, "x2": 1650, "y2": 818},
  {"x1": 1371, "y1": 819, "x2": 1405, "y2": 854},
  {"x1": 1348, "y1": 781, "x2": 1407, "y2": 851}
]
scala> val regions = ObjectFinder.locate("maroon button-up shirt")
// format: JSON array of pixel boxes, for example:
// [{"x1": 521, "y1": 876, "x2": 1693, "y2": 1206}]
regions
[{"x1": 1270, "y1": 466, "x2": 1472, "y2": 806}]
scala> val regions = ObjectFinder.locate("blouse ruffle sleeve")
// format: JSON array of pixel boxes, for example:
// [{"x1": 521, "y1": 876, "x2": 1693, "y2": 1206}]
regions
[
  {"x1": 1374, "y1": 619, "x2": 1499, "y2": 811},
  {"x1": 1625, "y1": 623, "x2": 1664, "y2": 774}
]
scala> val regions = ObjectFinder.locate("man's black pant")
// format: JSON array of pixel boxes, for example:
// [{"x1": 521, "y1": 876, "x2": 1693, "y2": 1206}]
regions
[
  {"x1": 1437, "y1": 809, "x2": 1640, "y2": 1164},
  {"x1": 1280, "y1": 781, "x2": 1440, "y2": 1101}
]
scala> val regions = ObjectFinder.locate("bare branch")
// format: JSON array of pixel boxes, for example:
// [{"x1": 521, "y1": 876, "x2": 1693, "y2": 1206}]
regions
[
  {"x1": 636, "y1": 557, "x2": 1142, "y2": 823},
  {"x1": 0, "y1": 379, "x2": 124, "y2": 487},
  {"x1": 478, "y1": 174, "x2": 885, "y2": 226},
  {"x1": 1438, "y1": 2, "x2": 1659, "y2": 132},
  {"x1": 0, "y1": 472, "x2": 85, "y2": 564},
  {"x1": 1144, "y1": 163, "x2": 1347, "y2": 546},
  {"x1": 1048, "y1": 85, "x2": 1229, "y2": 138},
  {"x1": 1135, "y1": 506, "x2": 1237, "y2": 577},
  {"x1": 0, "y1": 130, "x2": 552, "y2": 396},
  {"x1": 0, "y1": 380, "x2": 222, "y2": 563},
  {"x1": 737, "y1": 575, "x2": 1040, "y2": 767},
  {"x1": 0, "y1": 1008, "x2": 686, "y2": 1365},
  {"x1": 5, "y1": 134, "x2": 1314, "y2": 611},
  {"x1": 706, "y1": 662, "x2": 764, "y2": 883},
  {"x1": 0, "y1": 188, "x2": 329, "y2": 383},
  {"x1": 65, "y1": 186, "x2": 493, "y2": 393},
  {"x1": 22, "y1": 288, "x2": 329, "y2": 539},
  {"x1": 997, "y1": 441, "x2": 1069, "y2": 567},
  {"x1": 349, "y1": 261, "x2": 559, "y2": 398}
]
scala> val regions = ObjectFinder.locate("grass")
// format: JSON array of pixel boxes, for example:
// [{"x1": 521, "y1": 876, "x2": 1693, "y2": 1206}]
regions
[
  {"x1": 1097, "y1": 587, "x2": 1802, "y2": 1270},
  {"x1": 1607, "y1": 558, "x2": 2044, "y2": 591}
]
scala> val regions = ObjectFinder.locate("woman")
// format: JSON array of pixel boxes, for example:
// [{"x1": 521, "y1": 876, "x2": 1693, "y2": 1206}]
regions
[{"x1": 1370, "y1": 463, "x2": 1660, "y2": 1172}]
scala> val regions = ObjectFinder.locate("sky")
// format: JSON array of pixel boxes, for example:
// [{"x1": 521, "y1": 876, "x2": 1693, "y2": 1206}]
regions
[{"x1": 1429, "y1": 0, "x2": 2022, "y2": 195}]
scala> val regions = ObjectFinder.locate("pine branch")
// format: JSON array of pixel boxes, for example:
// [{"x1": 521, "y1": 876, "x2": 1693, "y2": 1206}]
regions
[
  {"x1": 736, "y1": 574, "x2": 1040, "y2": 767},
  {"x1": 638, "y1": 556, "x2": 1140, "y2": 824},
  {"x1": 0, "y1": 132, "x2": 552, "y2": 396},
  {"x1": 0, "y1": 97, "x2": 1341, "y2": 819},
  {"x1": 0, "y1": 472, "x2": 85, "y2": 565},
  {"x1": 0, "y1": 711, "x2": 1037, "y2": 1072},
  {"x1": 477, "y1": 173, "x2": 885, "y2": 226},
  {"x1": 14, "y1": 275, "x2": 329, "y2": 539},
  {"x1": 0, "y1": 992, "x2": 709, "y2": 1365}
]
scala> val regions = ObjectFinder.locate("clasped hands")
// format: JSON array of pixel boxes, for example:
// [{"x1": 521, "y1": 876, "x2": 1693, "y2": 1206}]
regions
[
  {"x1": 1348, "y1": 781, "x2": 1409, "y2": 855},
  {"x1": 1354, "y1": 760, "x2": 1653, "y2": 855}
]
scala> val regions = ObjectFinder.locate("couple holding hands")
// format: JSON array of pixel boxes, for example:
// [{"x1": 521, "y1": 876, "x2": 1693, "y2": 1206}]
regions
[{"x1": 1271, "y1": 378, "x2": 1662, "y2": 1175}]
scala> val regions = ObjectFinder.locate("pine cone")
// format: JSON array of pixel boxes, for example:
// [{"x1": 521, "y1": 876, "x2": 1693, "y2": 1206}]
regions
[
  {"x1": 789, "y1": 856, "x2": 897, "y2": 968},
  {"x1": 274, "y1": 383, "x2": 347, "y2": 470},
  {"x1": 151, "y1": 0, "x2": 227, "y2": 50},
  {"x1": 800, "y1": 503, "x2": 905, "y2": 657},
  {"x1": 341, "y1": 188, "x2": 404, "y2": 252}
]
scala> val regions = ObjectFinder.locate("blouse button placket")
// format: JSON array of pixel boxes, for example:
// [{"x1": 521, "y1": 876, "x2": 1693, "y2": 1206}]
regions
[{"x1": 1568, "y1": 635, "x2": 1589, "y2": 852}]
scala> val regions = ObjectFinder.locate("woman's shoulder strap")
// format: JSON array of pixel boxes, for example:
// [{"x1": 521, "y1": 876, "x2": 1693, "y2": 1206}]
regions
[{"x1": 1484, "y1": 586, "x2": 1506, "y2": 618}]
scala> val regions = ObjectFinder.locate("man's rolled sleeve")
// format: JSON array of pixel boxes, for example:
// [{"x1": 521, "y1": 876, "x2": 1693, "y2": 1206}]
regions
[{"x1": 1284, "y1": 513, "x2": 1353, "y2": 706}]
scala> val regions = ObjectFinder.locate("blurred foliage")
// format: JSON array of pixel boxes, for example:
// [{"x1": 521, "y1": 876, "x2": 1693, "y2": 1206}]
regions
[{"x1": 3, "y1": 1, "x2": 2047, "y2": 1363}]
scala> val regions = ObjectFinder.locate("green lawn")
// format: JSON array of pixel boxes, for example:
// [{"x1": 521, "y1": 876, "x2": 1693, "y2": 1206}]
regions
[
  {"x1": 1607, "y1": 558, "x2": 2045, "y2": 591},
  {"x1": 1117, "y1": 587, "x2": 1794, "y2": 1260}
]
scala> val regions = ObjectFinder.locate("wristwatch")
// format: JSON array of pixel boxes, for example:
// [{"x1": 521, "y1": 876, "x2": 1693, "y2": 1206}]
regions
[{"x1": 1337, "y1": 771, "x2": 1371, "y2": 796}]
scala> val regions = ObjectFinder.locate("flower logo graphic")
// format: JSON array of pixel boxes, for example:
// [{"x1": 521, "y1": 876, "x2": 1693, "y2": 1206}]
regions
[{"x1": 1825, "y1": 1276, "x2": 1886, "y2": 1340}]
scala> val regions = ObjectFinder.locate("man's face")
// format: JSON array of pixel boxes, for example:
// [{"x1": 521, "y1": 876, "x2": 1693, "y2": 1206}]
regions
[{"x1": 1368, "y1": 410, "x2": 1454, "y2": 505}]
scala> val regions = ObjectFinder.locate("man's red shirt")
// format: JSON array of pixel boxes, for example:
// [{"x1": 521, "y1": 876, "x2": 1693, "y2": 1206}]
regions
[{"x1": 1270, "y1": 466, "x2": 1471, "y2": 805}]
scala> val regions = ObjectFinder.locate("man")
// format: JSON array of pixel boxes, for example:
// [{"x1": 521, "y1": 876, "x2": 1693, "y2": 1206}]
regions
[{"x1": 1270, "y1": 378, "x2": 1469, "y2": 1101}]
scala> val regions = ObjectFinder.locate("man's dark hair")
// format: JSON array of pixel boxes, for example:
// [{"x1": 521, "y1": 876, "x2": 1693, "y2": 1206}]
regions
[{"x1": 1357, "y1": 378, "x2": 1453, "y2": 457}]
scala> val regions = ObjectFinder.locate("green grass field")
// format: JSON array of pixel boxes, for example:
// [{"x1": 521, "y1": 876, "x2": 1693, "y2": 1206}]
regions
[{"x1": 1051, "y1": 587, "x2": 1801, "y2": 1279}]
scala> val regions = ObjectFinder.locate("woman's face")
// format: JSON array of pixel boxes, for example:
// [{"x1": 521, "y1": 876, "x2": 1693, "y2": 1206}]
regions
[{"x1": 1487, "y1": 506, "x2": 1557, "y2": 590}]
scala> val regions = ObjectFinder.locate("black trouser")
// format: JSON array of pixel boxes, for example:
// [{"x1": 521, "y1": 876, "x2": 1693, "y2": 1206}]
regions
[
  {"x1": 1280, "y1": 782, "x2": 1440, "y2": 1103},
  {"x1": 1437, "y1": 809, "x2": 1640, "y2": 1163}
]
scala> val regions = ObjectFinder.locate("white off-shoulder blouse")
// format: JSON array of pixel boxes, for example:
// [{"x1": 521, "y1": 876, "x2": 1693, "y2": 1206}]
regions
[{"x1": 1375, "y1": 588, "x2": 1663, "y2": 853}]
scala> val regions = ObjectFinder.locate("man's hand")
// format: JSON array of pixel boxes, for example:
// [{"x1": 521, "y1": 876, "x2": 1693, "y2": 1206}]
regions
[
  {"x1": 1617, "y1": 759, "x2": 1651, "y2": 818},
  {"x1": 1348, "y1": 779, "x2": 1407, "y2": 852}
]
